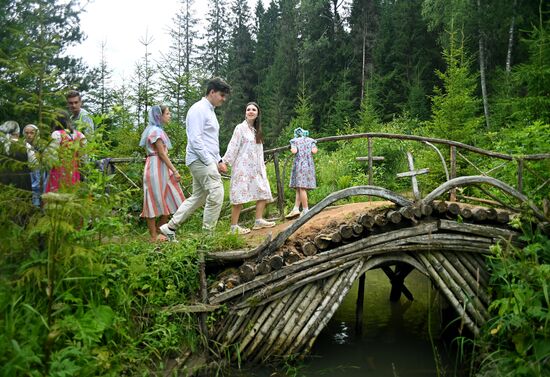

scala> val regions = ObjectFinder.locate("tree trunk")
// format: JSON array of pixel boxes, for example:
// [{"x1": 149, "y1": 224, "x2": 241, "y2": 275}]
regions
[
  {"x1": 505, "y1": 0, "x2": 517, "y2": 73},
  {"x1": 478, "y1": 0, "x2": 491, "y2": 129}
]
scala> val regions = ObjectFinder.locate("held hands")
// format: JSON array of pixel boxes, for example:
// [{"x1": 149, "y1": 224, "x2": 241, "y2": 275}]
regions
[
  {"x1": 218, "y1": 161, "x2": 228, "y2": 174},
  {"x1": 173, "y1": 171, "x2": 181, "y2": 181}
]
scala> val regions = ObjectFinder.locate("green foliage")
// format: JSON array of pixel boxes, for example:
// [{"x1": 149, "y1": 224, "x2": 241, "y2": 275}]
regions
[
  {"x1": 426, "y1": 28, "x2": 483, "y2": 144},
  {"x1": 478, "y1": 219, "x2": 550, "y2": 377}
]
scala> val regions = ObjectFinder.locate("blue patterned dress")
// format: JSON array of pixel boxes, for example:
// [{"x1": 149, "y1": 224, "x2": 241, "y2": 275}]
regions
[{"x1": 289, "y1": 136, "x2": 317, "y2": 189}]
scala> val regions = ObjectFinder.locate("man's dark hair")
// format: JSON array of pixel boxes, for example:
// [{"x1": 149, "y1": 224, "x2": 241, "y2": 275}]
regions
[
  {"x1": 66, "y1": 90, "x2": 81, "y2": 100},
  {"x1": 205, "y1": 77, "x2": 231, "y2": 96}
]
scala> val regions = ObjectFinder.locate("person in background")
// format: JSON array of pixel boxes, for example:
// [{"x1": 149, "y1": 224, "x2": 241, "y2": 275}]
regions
[
  {"x1": 0, "y1": 120, "x2": 31, "y2": 191},
  {"x1": 139, "y1": 105, "x2": 185, "y2": 242},
  {"x1": 222, "y1": 102, "x2": 275, "y2": 235},
  {"x1": 23, "y1": 124, "x2": 47, "y2": 207},
  {"x1": 66, "y1": 90, "x2": 94, "y2": 135},
  {"x1": 286, "y1": 127, "x2": 318, "y2": 219},
  {"x1": 44, "y1": 111, "x2": 86, "y2": 192},
  {"x1": 160, "y1": 77, "x2": 231, "y2": 241}
]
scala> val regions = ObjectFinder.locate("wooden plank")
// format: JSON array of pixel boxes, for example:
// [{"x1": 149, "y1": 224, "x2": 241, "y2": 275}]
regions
[{"x1": 438, "y1": 219, "x2": 519, "y2": 239}]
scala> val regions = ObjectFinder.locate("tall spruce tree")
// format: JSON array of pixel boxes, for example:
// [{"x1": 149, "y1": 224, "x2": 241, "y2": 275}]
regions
[
  {"x1": 372, "y1": 0, "x2": 439, "y2": 121},
  {"x1": 200, "y1": 0, "x2": 230, "y2": 77},
  {"x1": 427, "y1": 28, "x2": 483, "y2": 144},
  {"x1": 0, "y1": 0, "x2": 86, "y2": 125},
  {"x1": 159, "y1": 0, "x2": 200, "y2": 125},
  {"x1": 259, "y1": 0, "x2": 300, "y2": 146},
  {"x1": 222, "y1": 0, "x2": 257, "y2": 146}
]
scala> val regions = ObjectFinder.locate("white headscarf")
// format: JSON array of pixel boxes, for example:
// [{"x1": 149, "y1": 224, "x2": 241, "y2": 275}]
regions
[{"x1": 139, "y1": 106, "x2": 171, "y2": 148}]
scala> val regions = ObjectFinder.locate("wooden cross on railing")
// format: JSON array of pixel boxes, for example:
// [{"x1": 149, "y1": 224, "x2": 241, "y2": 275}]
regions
[{"x1": 396, "y1": 152, "x2": 429, "y2": 201}]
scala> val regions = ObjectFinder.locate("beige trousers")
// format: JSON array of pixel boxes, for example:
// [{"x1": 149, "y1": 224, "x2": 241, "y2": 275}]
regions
[{"x1": 168, "y1": 160, "x2": 224, "y2": 231}]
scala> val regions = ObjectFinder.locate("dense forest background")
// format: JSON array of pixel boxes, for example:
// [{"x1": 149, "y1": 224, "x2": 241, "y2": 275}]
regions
[
  {"x1": 1, "y1": 1, "x2": 549, "y2": 376},
  {"x1": 1, "y1": 0, "x2": 549, "y2": 151}
]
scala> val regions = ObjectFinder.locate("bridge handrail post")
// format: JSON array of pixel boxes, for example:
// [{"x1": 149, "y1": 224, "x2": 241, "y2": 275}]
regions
[
  {"x1": 198, "y1": 252, "x2": 209, "y2": 346},
  {"x1": 517, "y1": 158, "x2": 524, "y2": 194},
  {"x1": 273, "y1": 151, "x2": 285, "y2": 219},
  {"x1": 450, "y1": 146, "x2": 457, "y2": 202}
]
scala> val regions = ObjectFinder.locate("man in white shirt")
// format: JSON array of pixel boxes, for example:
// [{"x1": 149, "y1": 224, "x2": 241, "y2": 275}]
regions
[
  {"x1": 66, "y1": 90, "x2": 94, "y2": 135},
  {"x1": 160, "y1": 77, "x2": 231, "y2": 240}
]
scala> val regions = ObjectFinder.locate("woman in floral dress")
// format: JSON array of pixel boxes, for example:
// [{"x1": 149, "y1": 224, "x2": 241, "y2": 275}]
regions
[
  {"x1": 222, "y1": 102, "x2": 275, "y2": 234},
  {"x1": 286, "y1": 127, "x2": 318, "y2": 218},
  {"x1": 139, "y1": 105, "x2": 185, "y2": 242}
]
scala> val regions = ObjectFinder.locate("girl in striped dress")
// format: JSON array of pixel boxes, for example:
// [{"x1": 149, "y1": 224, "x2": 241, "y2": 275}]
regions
[{"x1": 139, "y1": 105, "x2": 185, "y2": 242}]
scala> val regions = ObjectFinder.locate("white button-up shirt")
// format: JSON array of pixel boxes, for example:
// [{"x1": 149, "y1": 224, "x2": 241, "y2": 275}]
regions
[{"x1": 185, "y1": 97, "x2": 221, "y2": 166}]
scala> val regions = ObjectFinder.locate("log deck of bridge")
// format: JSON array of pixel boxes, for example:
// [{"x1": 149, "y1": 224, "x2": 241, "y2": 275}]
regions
[{"x1": 200, "y1": 195, "x2": 521, "y2": 363}]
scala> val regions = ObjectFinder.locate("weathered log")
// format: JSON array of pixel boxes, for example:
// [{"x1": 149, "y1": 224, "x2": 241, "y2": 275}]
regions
[
  {"x1": 276, "y1": 276, "x2": 338, "y2": 355},
  {"x1": 374, "y1": 213, "x2": 388, "y2": 226},
  {"x1": 486, "y1": 207, "x2": 497, "y2": 220},
  {"x1": 472, "y1": 207, "x2": 488, "y2": 221},
  {"x1": 461, "y1": 207, "x2": 473, "y2": 219},
  {"x1": 238, "y1": 298, "x2": 283, "y2": 354},
  {"x1": 269, "y1": 254, "x2": 284, "y2": 270},
  {"x1": 210, "y1": 222, "x2": 439, "y2": 304},
  {"x1": 256, "y1": 259, "x2": 271, "y2": 275},
  {"x1": 425, "y1": 252, "x2": 486, "y2": 325},
  {"x1": 411, "y1": 205, "x2": 422, "y2": 218},
  {"x1": 433, "y1": 200, "x2": 448, "y2": 214},
  {"x1": 417, "y1": 253, "x2": 480, "y2": 335},
  {"x1": 431, "y1": 252, "x2": 490, "y2": 321},
  {"x1": 445, "y1": 253, "x2": 490, "y2": 305},
  {"x1": 448, "y1": 202, "x2": 461, "y2": 216},
  {"x1": 496, "y1": 211, "x2": 510, "y2": 223},
  {"x1": 420, "y1": 203, "x2": 433, "y2": 216},
  {"x1": 163, "y1": 303, "x2": 220, "y2": 313},
  {"x1": 239, "y1": 262, "x2": 257, "y2": 283},
  {"x1": 221, "y1": 307, "x2": 252, "y2": 345},
  {"x1": 207, "y1": 234, "x2": 272, "y2": 263},
  {"x1": 314, "y1": 234, "x2": 332, "y2": 250},
  {"x1": 257, "y1": 186, "x2": 413, "y2": 261},
  {"x1": 264, "y1": 283, "x2": 317, "y2": 357},
  {"x1": 352, "y1": 223, "x2": 364, "y2": 236},
  {"x1": 399, "y1": 206, "x2": 415, "y2": 219},
  {"x1": 461, "y1": 252, "x2": 490, "y2": 287},
  {"x1": 245, "y1": 292, "x2": 295, "y2": 360},
  {"x1": 236, "y1": 258, "x2": 356, "y2": 309},
  {"x1": 285, "y1": 250, "x2": 303, "y2": 264},
  {"x1": 438, "y1": 219, "x2": 519, "y2": 239},
  {"x1": 386, "y1": 210, "x2": 402, "y2": 224},
  {"x1": 330, "y1": 231, "x2": 342, "y2": 243},
  {"x1": 254, "y1": 284, "x2": 314, "y2": 360},
  {"x1": 225, "y1": 274, "x2": 241, "y2": 289},
  {"x1": 299, "y1": 262, "x2": 365, "y2": 355},
  {"x1": 301, "y1": 241, "x2": 318, "y2": 257},
  {"x1": 339, "y1": 224, "x2": 354, "y2": 239},
  {"x1": 288, "y1": 264, "x2": 361, "y2": 355},
  {"x1": 358, "y1": 213, "x2": 375, "y2": 228}
]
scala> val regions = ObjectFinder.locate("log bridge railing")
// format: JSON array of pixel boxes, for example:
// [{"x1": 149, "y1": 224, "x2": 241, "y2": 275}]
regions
[
  {"x1": 262, "y1": 133, "x2": 550, "y2": 217},
  {"x1": 185, "y1": 176, "x2": 546, "y2": 362}
]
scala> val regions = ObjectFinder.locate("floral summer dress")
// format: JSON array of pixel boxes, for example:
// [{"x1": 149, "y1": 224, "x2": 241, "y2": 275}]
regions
[
  {"x1": 223, "y1": 121, "x2": 273, "y2": 205},
  {"x1": 45, "y1": 129, "x2": 85, "y2": 192},
  {"x1": 289, "y1": 136, "x2": 317, "y2": 189}
]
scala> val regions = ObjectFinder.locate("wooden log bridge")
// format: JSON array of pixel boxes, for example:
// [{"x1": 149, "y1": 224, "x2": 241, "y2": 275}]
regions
[{"x1": 199, "y1": 176, "x2": 541, "y2": 363}]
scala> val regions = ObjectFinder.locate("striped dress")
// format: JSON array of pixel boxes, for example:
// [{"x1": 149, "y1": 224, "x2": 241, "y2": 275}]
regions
[{"x1": 140, "y1": 126, "x2": 185, "y2": 218}]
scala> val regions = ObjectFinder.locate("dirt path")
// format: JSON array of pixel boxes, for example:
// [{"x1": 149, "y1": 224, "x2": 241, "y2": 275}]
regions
[{"x1": 243, "y1": 200, "x2": 393, "y2": 247}]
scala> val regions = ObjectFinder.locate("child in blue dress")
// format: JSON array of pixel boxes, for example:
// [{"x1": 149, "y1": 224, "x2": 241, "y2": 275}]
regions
[{"x1": 286, "y1": 127, "x2": 318, "y2": 218}]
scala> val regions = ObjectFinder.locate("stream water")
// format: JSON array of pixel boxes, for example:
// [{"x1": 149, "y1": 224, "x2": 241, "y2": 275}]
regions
[{"x1": 228, "y1": 268, "x2": 469, "y2": 377}]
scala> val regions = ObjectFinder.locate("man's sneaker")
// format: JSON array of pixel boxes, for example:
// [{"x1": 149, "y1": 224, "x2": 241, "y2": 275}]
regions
[
  {"x1": 285, "y1": 208, "x2": 301, "y2": 219},
  {"x1": 299, "y1": 208, "x2": 310, "y2": 218},
  {"x1": 159, "y1": 224, "x2": 177, "y2": 242},
  {"x1": 253, "y1": 218, "x2": 276, "y2": 230},
  {"x1": 230, "y1": 224, "x2": 251, "y2": 235}
]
